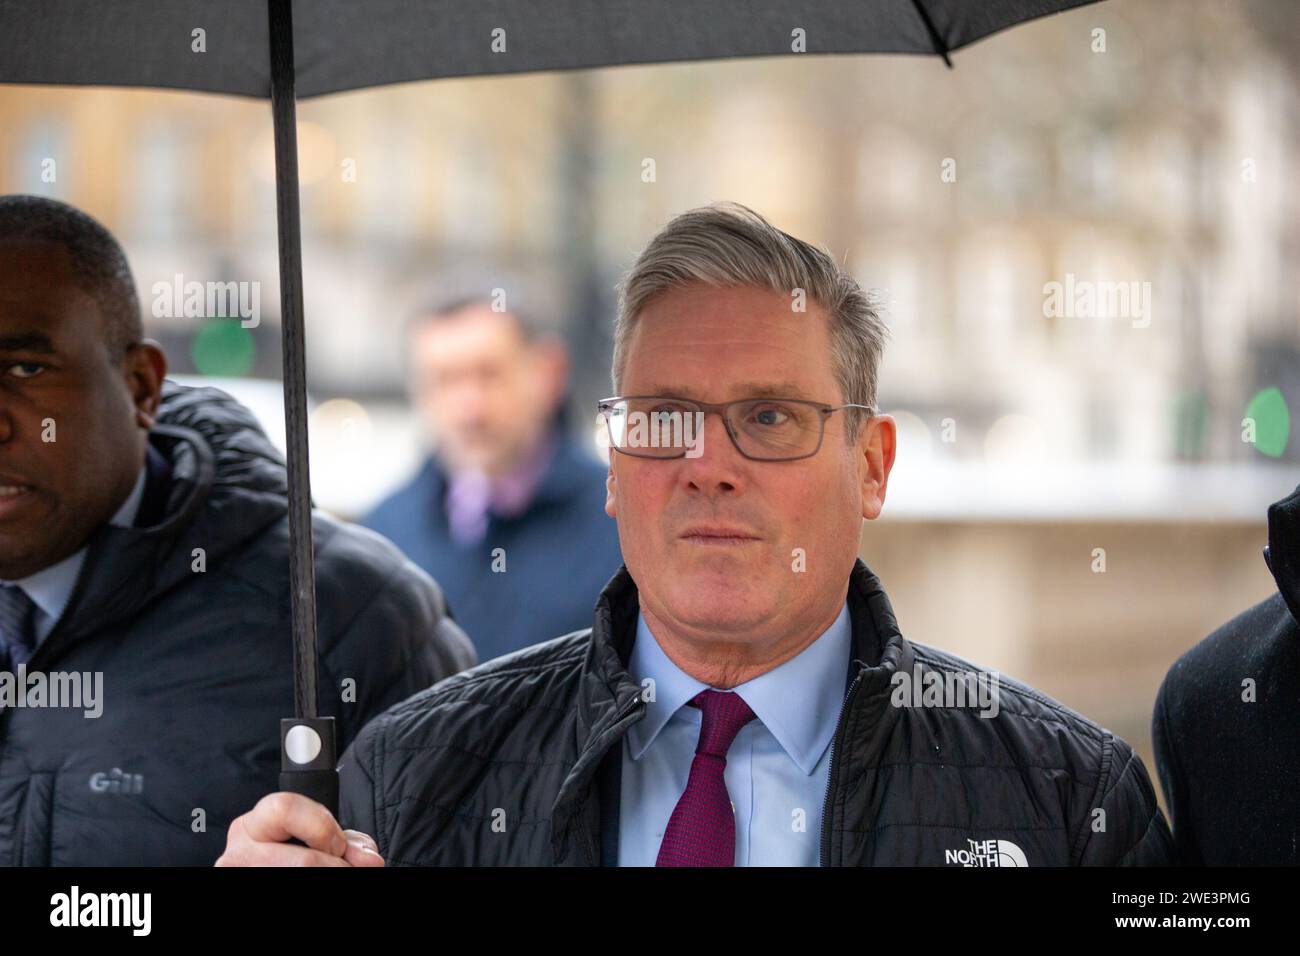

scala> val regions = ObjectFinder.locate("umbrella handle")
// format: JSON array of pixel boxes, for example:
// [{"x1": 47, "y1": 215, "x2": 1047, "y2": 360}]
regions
[{"x1": 279, "y1": 717, "x2": 339, "y2": 818}]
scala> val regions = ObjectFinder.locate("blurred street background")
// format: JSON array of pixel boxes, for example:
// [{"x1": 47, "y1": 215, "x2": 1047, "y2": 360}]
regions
[{"x1": 2, "y1": 0, "x2": 1296, "y2": 807}]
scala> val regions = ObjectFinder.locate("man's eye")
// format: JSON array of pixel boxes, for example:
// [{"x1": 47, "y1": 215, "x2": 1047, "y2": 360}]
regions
[
  {"x1": 749, "y1": 404, "x2": 792, "y2": 427},
  {"x1": 7, "y1": 362, "x2": 45, "y2": 379}
]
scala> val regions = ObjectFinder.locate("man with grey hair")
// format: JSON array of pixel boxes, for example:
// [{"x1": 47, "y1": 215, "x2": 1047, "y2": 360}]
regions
[{"x1": 218, "y1": 201, "x2": 1173, "y2": 866}]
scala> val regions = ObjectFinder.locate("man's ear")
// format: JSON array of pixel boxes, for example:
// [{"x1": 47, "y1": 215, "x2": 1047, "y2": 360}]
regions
[
  {"x1": 605, "y1": 455, "x2": 619, "y2": 519},
  {"x1": 125, "y1": 340, "x2": 167, "y2": 430},
  {"x1": 860, "y1": 413, "x2": 896, "y2": 521}
]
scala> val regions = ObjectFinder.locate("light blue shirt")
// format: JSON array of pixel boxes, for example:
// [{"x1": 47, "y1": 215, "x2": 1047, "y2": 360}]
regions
[
  {"x1": 1, "y1": 464, "x2": 147, "y2": 646},
  {"x1": 618, "y1": 601, "x2": 852, "y2": 866}
]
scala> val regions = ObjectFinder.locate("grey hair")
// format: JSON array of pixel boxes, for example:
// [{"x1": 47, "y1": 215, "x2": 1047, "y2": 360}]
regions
[{"x1": 612, "y1": 201, "x2": 887, "y2": 437}]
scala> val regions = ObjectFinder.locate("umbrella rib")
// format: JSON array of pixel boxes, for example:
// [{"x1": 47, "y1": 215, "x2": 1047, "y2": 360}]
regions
[{"x1": 910, "y1": 0, "x2": 955, "y2": 68}]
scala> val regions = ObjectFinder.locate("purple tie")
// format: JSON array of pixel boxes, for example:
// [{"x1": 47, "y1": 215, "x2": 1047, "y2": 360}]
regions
[{"x1": 656, "y1": 689, "x2": 756, "y2": 867}]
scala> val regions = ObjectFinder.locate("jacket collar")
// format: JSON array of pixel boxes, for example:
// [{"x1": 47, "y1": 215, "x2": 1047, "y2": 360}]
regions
[
  {"x1": 549, "y1": 556, "x2": 916, "y2": 863},
  {"x1": 1264, "y1": 481, "x2": 1300, "y2": 626}
]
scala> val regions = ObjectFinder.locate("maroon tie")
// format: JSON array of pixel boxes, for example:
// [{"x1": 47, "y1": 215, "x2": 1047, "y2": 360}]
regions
[{"x1": 655, "y1": 689, "x2": 756, "y2": 867}]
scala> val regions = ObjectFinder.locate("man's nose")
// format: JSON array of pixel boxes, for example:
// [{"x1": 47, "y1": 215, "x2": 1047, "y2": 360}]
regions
[
  {"x1": 677, "y1": 409, "x2": 747, "y2": 493},
  {"x1": 438, "y1": 379, "x2": 490, "y2": 421}
]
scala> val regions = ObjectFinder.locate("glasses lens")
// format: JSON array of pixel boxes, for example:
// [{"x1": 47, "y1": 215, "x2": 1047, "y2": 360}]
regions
[
  {"x1": 606, "y1": 399, "x2": 700, "y2": 458},
  {"x1": 730, "y1": 399, "x2": 821, "y2": 459}
]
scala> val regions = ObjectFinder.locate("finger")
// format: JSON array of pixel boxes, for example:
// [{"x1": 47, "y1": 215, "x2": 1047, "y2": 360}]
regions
[
  {"x1": 240, "y1": 792, "x2": 347, "y2": 856},
  {"x1": 217, "y1": 839, "x2": 351, "y2": 868},
  {"x1": 342, "y1": 829, "x2": 379, "y2": 853},
  {"x1": 228, "y1": 842, "x2": 351, "y2": 868},
  {"x1": 341, "y1": 828, "x2": 383, "y2": 867},
  {"x1": 342, "y1": 838, "x2": 385, "y2": 868}
]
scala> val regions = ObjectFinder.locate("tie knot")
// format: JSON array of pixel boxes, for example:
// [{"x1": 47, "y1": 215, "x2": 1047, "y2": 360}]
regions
[{"x1": 688, "y1": 689, "x2": 755, "y2": 757}]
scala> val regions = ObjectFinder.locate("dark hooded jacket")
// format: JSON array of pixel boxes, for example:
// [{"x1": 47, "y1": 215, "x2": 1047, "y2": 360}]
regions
[
  {"x1": 0, "y1": 382, "x2": 476, "y2": 865},
  {"x1": 338, "y1": 559, "x2": 1173, "y2": 866},
  {"x1": 1153, "y1": 481, "x2": 1300, "y2": 865}
]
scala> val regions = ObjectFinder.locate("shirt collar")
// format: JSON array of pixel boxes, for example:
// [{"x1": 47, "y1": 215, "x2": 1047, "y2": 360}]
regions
[
  {"x1": 625, "y1": 600, "x2": 852, "y2": 775},
  {"x1": 445, "y1": 429, "x2": 559, "y2": 514},
  {"x1": 487, "y1": 429, "x2": 558, "y2": 516},
  {"x1": 4, "y1": 462, "x2": 148, "y2": 626}
]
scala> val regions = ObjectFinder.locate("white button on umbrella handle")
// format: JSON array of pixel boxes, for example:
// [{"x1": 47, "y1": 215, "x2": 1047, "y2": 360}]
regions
[
  {"x1": 279, "y1": 717, "x2": 339, "y2": 816},
  {"x1": 284, "y1": 724, "x2": 323, "y2": 764}
]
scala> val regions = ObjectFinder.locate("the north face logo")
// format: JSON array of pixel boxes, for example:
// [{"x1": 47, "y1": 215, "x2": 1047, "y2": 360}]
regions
[{"x1": 944, "y1": 838, "x2": 1028, "y2": 867}]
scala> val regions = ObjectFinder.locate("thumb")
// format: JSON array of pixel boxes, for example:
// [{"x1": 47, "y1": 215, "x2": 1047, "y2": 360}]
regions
[{"x1": 342, "y1": 831, "x2": 384, "y2": 867}]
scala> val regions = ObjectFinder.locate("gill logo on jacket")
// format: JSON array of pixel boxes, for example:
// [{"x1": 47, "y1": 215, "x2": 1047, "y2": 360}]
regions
[{"x1": 944, "y1": 838, "x2": 1029, "y2": 867}]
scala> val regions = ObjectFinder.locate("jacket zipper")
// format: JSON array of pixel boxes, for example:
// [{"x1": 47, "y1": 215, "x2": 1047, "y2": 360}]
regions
[
  {"x1": 819, "y1": 666, "x2": 865, "y2": 867},
  {"x1": 577, "y1": 694, "x2": 645, "y2": 865}
]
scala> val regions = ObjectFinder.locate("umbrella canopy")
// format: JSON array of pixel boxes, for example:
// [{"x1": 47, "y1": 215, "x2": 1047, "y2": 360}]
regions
[
  {"x1": 0, "y1": 0, "x2": 1101, "y2": 815},
  {"x1": 4, "y1": 0, "x2": 1098, "y2": 95}
]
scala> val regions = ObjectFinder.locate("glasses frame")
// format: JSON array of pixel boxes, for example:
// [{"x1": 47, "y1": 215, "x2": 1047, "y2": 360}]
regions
[{"x1": 597, "y1": 395, "x2": 877, "y2": 462}]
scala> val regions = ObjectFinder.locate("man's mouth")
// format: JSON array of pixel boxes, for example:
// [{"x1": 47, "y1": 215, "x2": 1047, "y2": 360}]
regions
[
  {"x1": 0, "y1": 483, "x2": 37, "y2": 518},
  {"x1": 679, "y1": 525, "x2": 762, "y2": 546}
]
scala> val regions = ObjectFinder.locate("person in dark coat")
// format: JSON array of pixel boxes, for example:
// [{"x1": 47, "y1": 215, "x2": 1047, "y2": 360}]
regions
[
  {"x1": 363, "y1": 290, "x2": 622, "y2": 662},
  {"x1": 0, "y1": 195, "x2": 475, "y2": 866},
  {"x1": 219, "y1": 202, "x2": 1171, "y2": 867},
  {"x1": 1152, "y1": 479, "x2": 1300, "y2": 865}
]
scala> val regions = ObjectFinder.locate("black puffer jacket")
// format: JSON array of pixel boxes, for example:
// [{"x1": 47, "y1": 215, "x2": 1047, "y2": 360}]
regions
[
  {"x1": 339, "y1": 559, "x2": 1172, "y2": 865},
  {"x1": 0, "y1": 382, "x2": 476, "y2": 865}
]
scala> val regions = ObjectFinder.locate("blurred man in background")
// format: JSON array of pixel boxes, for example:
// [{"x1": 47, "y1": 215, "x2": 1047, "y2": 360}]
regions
[
  {"x1": 1153, "y1": 479, "x2": 1300, "y2": 865},
  {"x1": 364, "y1": 289, "x2": 623, "y2": 662},
  {"x1": 0, "y1": 195, "x2": 475, "y2": 866}
]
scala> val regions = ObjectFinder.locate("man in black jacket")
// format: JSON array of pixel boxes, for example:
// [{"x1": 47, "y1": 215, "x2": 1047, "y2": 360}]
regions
[
  {"x1": 1152, "y1": 480, "x2": 1300, "y2": 865},
  {"x1": 0, "y1": 195, "x2": 475, "y2": 865},
  {"x1": 220, "y1": 201, "x2": 1172, "y2": 867}
]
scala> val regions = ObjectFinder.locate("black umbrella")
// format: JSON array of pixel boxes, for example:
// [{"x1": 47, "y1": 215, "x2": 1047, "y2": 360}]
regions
[{"x1": 0, "y1": 0, "x2": 1100, "y2": 815}]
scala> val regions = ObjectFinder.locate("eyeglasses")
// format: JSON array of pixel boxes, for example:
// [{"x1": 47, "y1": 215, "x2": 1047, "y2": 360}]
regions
[{"x1": 597, "y1": 395, "x2": 876, "y2": 462}]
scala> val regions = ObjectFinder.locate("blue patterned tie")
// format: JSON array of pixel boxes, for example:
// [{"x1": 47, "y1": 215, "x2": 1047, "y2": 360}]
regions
[{"x1": 0, "y1": 584, "x2": 39, "y2": 671}]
